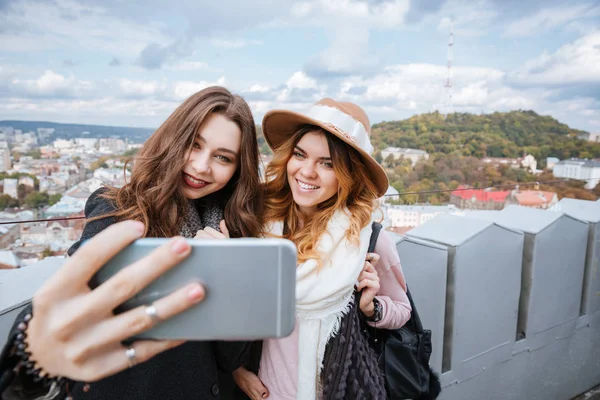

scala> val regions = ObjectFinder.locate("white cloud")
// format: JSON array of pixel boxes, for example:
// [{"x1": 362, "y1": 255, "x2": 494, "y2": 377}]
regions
[
  {"x1": 10, "y1": 70, "x2": 94, "y2": 97},
  {"x1": 0, "y1": 0, "x2": 171, "y2": 56},
  {"x1": 172, "y1": 77, "x2": 227, "y2": 100},
  {"x1": 170, "y1": 61, "x2": 209, "y2": 71},
  {"x1": 119, "y1": 79, "x2": 166, "y2": 97},
  {"x1": 210, "y1": 39, "x2": 263, "y2": 49},
  {"x1": 0, "y1": 97, "x2": 179, "y2": 127},
  {"x1": 509, "y1": 32, "x2": 600, "y2": 86},
  {"x1": 248, "y1": 84, "x2": 271, "y2": 93},
  {"x1": 289, "y1": 0, "x2": 410, "y2": 77},
  {"x1": 433, "y1": 0, "x2": 498, "y2": 37},
  {"x1": 505, "y1": 3, "x2": 600, "y2": 37},
  {"x1": 286, "y1": 71, "x2": 319, "y2": 90},
  {"x1": 336, "y1": 63, "x2": 527, "y2": 116}
]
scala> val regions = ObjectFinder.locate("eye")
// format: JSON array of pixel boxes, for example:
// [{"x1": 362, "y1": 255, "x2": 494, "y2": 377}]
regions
[
  {"x1": 216, "y1": 154, "x2": 233, "y2": 163},
  {"x1": 293, "y1": 151, "x2": 305, "y2": 159},
  {"x1": 193, "y1": 142, "x2": 201, "y2": 149},
  {"x1": 321, "y1": 161, "x2": 333, "y2": 169}
]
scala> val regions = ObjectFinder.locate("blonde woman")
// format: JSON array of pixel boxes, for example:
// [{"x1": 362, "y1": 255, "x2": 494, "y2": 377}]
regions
[{"x1": 233, "y1": 99, "x2": 412, "y2": 400}]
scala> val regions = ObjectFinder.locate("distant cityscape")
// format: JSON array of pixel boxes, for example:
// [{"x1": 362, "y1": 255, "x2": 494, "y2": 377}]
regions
[
  {"x1": 0, "y1": 122, "x2": 598, "y2": 269},
  {"x1": 0, "y1": 124, "x2": 142, "y2": 268}
]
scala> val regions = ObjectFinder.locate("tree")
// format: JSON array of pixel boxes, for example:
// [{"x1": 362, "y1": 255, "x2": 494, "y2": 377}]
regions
[
  {"x1": 41, "y1": 247, "x2": 53, "y2": 259},
  {"x1": 122, "y1": 148, "x2": 139, "y2": 157},
  {"x1": 24, "y1": 191, "x2": 50, "y2": 208},
  {"x1": 27, "y1": 149, "x2": 42, "y2": 159},
  {"x1": 49, "y1": 193, "x2": 62, "y2": 206},
  {"x1": 374, "y1": 151, "x2": 383, "y2": 163},
  {"x1": 90, "y1": 156, "x2": 110, "y2": 171},
  {"x1": 17, "y1": 184, "x2": 35, "y2": 202},
  {"x1": 0, "y1": 194, "x2": 18, "y2": 210}
]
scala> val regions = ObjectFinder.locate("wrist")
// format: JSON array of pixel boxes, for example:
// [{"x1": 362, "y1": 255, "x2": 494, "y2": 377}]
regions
[
  {"x1": 364, "y1": 298, "x2": 383, "y2": 322},
  {"x1": 362, "y1": 302, "x2": 375, "y2": 317}
]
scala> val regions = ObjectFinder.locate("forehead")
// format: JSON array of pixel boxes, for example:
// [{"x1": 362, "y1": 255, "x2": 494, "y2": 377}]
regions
[
  {"x1": 196, "y1": 113, "x2": 242, "y2": 149},
  {"x1": 296, "y1": 131, "x2": 331, "y2": 157}
]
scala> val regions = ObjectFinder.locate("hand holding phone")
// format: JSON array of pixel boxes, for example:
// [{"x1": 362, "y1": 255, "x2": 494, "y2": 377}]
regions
[
  {"x1": 93, "y1": 237, "x2": 297, "y2": 341},
  {"x1": 26, "y1": 221, "x2": 202, "y2": 382}
]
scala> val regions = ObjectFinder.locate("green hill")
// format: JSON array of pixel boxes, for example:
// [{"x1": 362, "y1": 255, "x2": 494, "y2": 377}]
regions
[{"x1": 371, "y1": 110, "x2": 599, "y2": 162}]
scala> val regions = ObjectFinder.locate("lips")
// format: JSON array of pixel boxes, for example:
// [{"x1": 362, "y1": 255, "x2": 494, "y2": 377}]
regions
[{"x1": 183, "y1": 173, "x2": 211, "y2": 189}]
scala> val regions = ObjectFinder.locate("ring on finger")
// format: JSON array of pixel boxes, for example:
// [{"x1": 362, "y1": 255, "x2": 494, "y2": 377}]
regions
[
  {"x1": 145, "y1": 304, "x2": 162, "y2": 324},
  {"x1": 125, "y1": 346, "x2": 137, "y2": 368}
]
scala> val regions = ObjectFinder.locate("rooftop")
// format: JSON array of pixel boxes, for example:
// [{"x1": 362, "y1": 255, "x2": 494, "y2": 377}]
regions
[
  {"x1": 0, "y1": 201, "x2": 599, "y2": 400},
  {"x1": 451, "y1": 185, "x2": 510, "y2": 202}
]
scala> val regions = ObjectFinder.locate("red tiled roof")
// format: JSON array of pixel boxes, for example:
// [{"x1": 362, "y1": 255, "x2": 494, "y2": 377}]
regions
[
  {"x1": 514, "y1": 191, "x2": 556, "y2": 206},
  {"x1": 451, "y1": 186, "x2": 510, "y2": 203}
]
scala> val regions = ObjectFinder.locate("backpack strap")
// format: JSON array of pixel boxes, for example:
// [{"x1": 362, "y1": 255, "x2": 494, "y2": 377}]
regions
[{"x1": 368, "y1": 222, "x2": 383, "y2": 253}]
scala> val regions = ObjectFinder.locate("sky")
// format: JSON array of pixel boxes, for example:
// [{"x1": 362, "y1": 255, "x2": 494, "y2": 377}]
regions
[{"x1": 0, "y1": 0, "x2": 598, "y2": 132}]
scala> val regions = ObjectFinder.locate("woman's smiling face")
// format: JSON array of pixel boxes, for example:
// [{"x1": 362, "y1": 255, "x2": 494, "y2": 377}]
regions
[{"x1": 286, "y1": 131, "x2": 339, "y2": 217}]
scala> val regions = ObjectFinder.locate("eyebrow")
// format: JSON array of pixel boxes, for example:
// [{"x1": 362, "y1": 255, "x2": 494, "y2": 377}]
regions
[
  {"x1": 197, "y1": 135, "x2": 239, "y2": 158},
  {"x1": 295, "y1": 145, "x2": 331, "y2": 161}
]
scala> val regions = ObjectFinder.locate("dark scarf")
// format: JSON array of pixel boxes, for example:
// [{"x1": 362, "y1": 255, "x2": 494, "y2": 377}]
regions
[{"x1": 180, "y1": 198, "x2": 223, "y2": 238}]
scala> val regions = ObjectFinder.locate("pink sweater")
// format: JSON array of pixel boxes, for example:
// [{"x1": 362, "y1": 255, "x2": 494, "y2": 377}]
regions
[{"x1": 258, "y1": 231, "x2": 412, "y2": 400}]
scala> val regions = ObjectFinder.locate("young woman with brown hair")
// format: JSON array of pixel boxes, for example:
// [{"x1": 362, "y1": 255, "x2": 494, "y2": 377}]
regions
[
  {"x1": 233, "y1": 99, "x2": 412, "y2": 400},
  {"x1": 0, "y1": 86, "x2": 263, "y2": 400}
]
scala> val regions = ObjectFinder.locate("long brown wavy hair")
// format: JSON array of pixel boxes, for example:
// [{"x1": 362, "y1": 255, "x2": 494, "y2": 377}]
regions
[
  {"x1": 98, "y1": 86, "x2": 263, "y2": 238},
  {"x1": 263, "y1": 125, "x2": 379, "y2": 263}
]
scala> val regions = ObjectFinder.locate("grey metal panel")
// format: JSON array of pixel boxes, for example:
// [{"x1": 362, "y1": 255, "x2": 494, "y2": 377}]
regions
[
  {"x1": 396, "y1": 236, "x2": 448, "y2": 373},
  {"x1": 438, "y1": 312, "x2": 600, "y2": 400},
  {"x1": 525, "y1": 216, "x2": 588, "y2": 338},
  {"x1": 0, "y1": 306, "x2": 25, "y2": 344},
  {"x1": 554, "y1": 198, "x2": 600, "y2": 223},
  {"x1": 582, "y1": 223, "x2": 600, "y2": 315},
  {"x1": 463, "y1": 210, "x2": 501, "y2": 221},
  {"x1": 495, "y1": 205, "x2": 564, "y2": 234},
  {"x1": 552, "y1": 199, "x2": 600, "y2": 316},
  {"x1": 448, "y1": 225, "x2": 524, "y2": 380},
  {"x1": 406, "y1": 214, "x2": 494, "y2": 247},
  {"x1": 0, "y1": 257, "x2": 63, "y2": 312},
  {"x1": 0, "y1": 257, "x2": 62, "y2": 348}
]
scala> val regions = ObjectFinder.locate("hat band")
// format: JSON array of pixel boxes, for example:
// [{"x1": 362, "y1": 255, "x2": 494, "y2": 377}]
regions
[{"x1": 306, "y1": 105, "x2": 374, "y2": 154}]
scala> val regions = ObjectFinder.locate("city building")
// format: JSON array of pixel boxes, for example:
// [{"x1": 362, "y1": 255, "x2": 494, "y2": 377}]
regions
[
  {"x1": 3, "y1": 179, "x2": 18, "y2": 199},
  {"x1": 386, "y1": 204, "x2": 458, "y2": 229},
  {"x1": 0, "y1": 250, "x2": 22, "y2": 269},
  {"x1": 93, "y1": 168, "x2": 130, "y2": 186},
  {"x1": 450, "y1": 186, "x2": 510, "y2": 210},
  {"x1": 45, "y1": 178, "x2": 104, "y2": 217},
  {"x1": 380, "y1": 147, "x2": 429, "y2": 166},
  {"x1": 553, "y1": 159, "x2": 600, "y2": 189},
  {"x1": 546, "y1": 157, "x2": 560, "y2": 170},
  {"x1": 577, "y1": 132, "x2": 600, "y2": 143},
  {"x1": 379, "y1": 185, "x2": 400, "y2": 205},
  {"x1": 482, "y1": 153, "x2": 538, "y2": 173},
  {"x1": 504, "y1": 189, "x2": 558, "y2": 209},
  {"x1": 99, "y1": 138, "x2": 126, "y2": 153},
  {"x1": 0, "y1": 149, "x2": 11, "y2": 172},
  {"x1": 18, "y1": 176, "x2": 35, "y2": 188}
]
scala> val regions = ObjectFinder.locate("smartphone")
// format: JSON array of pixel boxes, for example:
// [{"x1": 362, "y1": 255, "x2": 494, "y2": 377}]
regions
[{"x1": 91, "y1": 238, "x2": 297, "y2": 341}]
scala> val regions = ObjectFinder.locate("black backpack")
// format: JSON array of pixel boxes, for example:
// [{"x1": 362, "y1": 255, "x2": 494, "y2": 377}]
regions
[{"x1": 363, "y1": 222, "x2": 442, "y2": 400}]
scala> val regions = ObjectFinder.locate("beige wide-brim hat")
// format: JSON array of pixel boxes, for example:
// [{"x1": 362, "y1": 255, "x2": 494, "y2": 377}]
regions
[{"x1": 262, "y1": 98, "x2": 389, "y2": 197}]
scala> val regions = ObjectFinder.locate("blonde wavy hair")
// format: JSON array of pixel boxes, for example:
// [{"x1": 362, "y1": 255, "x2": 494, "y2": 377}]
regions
[{"x1": 262, "y1": 125, "x2": 380, "y2": 264}]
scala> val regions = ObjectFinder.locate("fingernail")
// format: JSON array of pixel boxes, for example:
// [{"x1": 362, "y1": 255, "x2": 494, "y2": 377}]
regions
[
  {"x1": 187, "y1": 284, "x2": 205, "y2": 301},
  {"x1": 171, "y1": 238, "x2": 189, "y2": 254}
]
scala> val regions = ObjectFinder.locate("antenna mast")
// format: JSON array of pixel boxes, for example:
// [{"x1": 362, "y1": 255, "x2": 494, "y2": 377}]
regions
[{"x1": 444, "y1": 18, "x2": 454, "y2": 115}]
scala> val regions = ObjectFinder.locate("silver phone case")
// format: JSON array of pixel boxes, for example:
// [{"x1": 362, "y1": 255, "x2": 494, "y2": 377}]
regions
[{"x1": 92, "y1": 238, "x2": 297, "y2": 341}]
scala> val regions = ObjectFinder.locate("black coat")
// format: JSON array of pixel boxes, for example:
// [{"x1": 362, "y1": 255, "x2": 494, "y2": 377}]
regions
[{"x1": 1, "y1": 189, "x2": 249, "y2": 400}]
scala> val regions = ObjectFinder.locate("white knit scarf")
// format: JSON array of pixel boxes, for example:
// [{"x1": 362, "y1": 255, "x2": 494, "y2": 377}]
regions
[{"x1": 265, "y1": 210, "x2": 373, "y2": 399}]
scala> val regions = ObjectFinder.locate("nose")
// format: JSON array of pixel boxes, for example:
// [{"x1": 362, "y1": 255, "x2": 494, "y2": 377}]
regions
[
  {"x1": 191, "y1": 151, "x2": 211, "y2": 174},
  {"x1": 300, "y1": 162, "x2": 317, "y2": 179}
]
